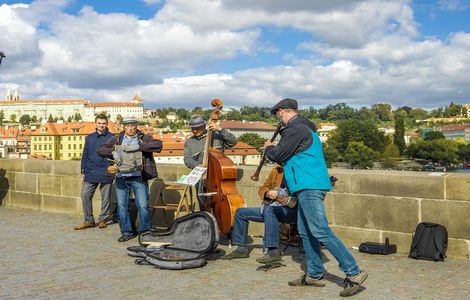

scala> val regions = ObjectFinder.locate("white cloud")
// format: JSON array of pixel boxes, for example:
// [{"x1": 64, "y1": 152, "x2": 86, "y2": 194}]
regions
[{"x1": 0, "y1": 0, "x2": 469, "y2": 111}]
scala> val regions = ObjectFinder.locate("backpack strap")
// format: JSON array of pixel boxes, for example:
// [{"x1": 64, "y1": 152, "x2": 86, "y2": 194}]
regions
[
  {"x1": 410, "y1": 223, "x2": 425, "y2": 253},
  {"x1": 434, "y1": 226, "x2": 447, "y2": 259}
]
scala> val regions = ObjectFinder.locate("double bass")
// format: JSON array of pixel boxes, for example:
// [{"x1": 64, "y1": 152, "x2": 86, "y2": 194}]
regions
[{"x1": 199, "y1": 99, "x2": 246, "y2": 234}]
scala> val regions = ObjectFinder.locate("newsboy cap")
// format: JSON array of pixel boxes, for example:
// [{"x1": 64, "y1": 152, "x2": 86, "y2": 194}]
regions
[
  {"x1": 270, "y1": 98, "x2": 298, "y2": 114},
  {"x1": 122, "y1": 118, "x2": 139, "y2": 125},
  {"x1": 188, "y1": 115, "x2": 207, "y2": 128}
]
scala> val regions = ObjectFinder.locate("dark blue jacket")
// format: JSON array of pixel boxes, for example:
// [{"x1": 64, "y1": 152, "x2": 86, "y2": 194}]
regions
[{"x1": 81, "y1": 128, "x2": 115, "y2": 184}]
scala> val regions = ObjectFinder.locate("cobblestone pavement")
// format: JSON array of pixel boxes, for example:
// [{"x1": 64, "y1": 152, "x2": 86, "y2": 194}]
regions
[{"x1": 1, "y1": 207, "x2": 470, "y2": 300}]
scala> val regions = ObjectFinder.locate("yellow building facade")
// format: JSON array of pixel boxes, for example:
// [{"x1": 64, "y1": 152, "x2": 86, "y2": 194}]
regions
[{"x1": 30, "y1": 122, "x2": 121, "y2": 160}]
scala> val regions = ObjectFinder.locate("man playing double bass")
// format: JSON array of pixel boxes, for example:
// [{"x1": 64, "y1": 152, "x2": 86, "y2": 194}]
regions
[{"x1": 183, "y1": 114, "x2": 237, "y2": 210}]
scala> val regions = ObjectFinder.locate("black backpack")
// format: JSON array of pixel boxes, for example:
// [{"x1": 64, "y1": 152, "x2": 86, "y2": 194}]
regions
[{"x1": 409, "y1": 222, "x2": 448, "y2": 261}]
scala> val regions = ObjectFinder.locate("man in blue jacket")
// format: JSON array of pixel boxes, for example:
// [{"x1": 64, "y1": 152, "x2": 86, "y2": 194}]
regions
[
  {"x1": 264, "y1": 98, "x2": 367, "y2": 297},
  {"x1": 75, "y1": 114, "x2": 115, "y2": 230}
]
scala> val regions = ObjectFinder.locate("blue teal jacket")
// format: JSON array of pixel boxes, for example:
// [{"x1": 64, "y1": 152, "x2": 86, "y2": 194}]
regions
[
  {"x1": 81, "y1": 128, "x2": 115, "y2": 184},
  {"x1": 265, "y1": 115, "x2": 331, "y2": 193}
]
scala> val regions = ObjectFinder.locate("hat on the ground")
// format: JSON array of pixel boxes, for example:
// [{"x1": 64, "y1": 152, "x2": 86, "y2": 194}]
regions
[
  {"x1": 270, "y1": 98, "x2": 298, "y2": 114},
  {"x1": 122, "y1": 118, "x2": 139, "y2": 125},
  {"x1": 188, "y1": 115, "x2": 206, "y2": 128}
]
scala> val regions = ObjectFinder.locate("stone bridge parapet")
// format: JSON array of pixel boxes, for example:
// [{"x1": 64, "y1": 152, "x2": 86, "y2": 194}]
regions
[{"x1": 1, "y1": 159, "x2": 469, "y2": 258}]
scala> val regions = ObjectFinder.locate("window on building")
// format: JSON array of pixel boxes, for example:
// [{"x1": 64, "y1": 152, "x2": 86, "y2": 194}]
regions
[
  {"x1": 79, "y1": 144, "x2": 82, "y2": 150},
  {"x1": 34, "y1": 145, "x2": 37, "y2": 151},
  {"x1": 68, "y1": 153, "x2": 71, "y2": 157},
  {"x1": 73, "y1": 144, "x2": 76, "y2": 150},
  {"x1": 39, "y1": 145, "x2": 42, "y2": 150},
  {"x1": 49, "y1": 145, "x2": 52, "y2": 150},
  {"x1": 73, "y1": 136, "x2": 76, "y2": 141},
  {"x1": 68, "y1": 144, "x2": 71, "y2": 150},
  {"x1": 68, "y1": 137, "x2": 71, "y2": 141}
]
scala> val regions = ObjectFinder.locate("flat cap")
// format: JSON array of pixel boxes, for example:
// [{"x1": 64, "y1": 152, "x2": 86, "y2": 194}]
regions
[
  {"x1": 270, "y1": 98, "x2": 298, "y2": 114},
  {"x1": 188, "y1": 115, "x2": 207, "y2": 128},
  {"x1": 122, "y1": 118, "x2": 139, "y2": 125}
]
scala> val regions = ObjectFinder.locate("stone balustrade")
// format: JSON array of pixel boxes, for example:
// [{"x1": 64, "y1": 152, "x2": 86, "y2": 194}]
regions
[{"x1": 1, "y1": 159, "x2": 469, "y2": 258}]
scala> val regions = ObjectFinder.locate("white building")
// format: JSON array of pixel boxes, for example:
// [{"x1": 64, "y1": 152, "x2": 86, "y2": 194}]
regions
[
  {"x1": 1, "y1": 90, "x2": 144, "y2": 122},
  {"x1": 220, "y1": 120, "x2": 277, "y2": 139},
  {"x1": 0, "y1": 126, "x2": 18, "y2": 158},
  {"x1": 317, "y1": 122, "x2": 337, "y2": 143}
]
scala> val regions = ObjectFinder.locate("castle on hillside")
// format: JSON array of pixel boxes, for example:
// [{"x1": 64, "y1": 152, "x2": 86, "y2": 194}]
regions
[{"x1": 1, "y1": 89, "x2": 144, "y2": 122}]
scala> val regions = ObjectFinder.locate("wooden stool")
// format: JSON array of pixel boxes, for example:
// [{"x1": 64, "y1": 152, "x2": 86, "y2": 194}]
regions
[{"x1": 150, "y1": 182, "x2": 194, "y2": 226}]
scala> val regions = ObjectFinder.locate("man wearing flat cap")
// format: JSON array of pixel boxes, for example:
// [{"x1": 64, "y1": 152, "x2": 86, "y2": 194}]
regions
[
  {"x1": 263, "y1": 98, "x2": 367, "y2": 297},
  {"x1": 98, "y1": 117, "x2": 162, "y2": 242},
  {"x1": 183, "y1": 114, "x2": 237, "y2": 209}
]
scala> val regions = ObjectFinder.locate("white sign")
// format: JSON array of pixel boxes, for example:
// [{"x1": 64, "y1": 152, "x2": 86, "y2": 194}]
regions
[{"x1": 177, "y1": 167, "x2": 207, "y2": 186}]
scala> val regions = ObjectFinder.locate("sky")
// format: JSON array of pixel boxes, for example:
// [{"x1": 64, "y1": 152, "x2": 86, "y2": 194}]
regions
[{"x1": 1, "y1": 0, "x2": 470, "y2": 110}]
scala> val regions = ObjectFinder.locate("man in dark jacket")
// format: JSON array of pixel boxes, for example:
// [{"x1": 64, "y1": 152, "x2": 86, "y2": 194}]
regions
[
  {"x1": 264, "y1": 98, "x2": 367, "y2": 297},
  {"x1": 98, "y1": 118, "x2": 162, "y2": 242},
  {"x1": 75, "y1": 114, "x2": 115, "y2": 230}
]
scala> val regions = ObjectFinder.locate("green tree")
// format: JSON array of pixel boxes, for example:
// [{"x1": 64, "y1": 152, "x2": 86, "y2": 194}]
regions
[
  {"x1": 408, "y1": 108, "x2": 428, "y2": 120},
  {"x1": 10, "y1": 114, "x2": 17, "y2": 122},
  {"x1": 238, "y1": 133, "x2": 266, "y2": 152},
  {"x1": 356, "y1": 106, "x2": 378, "y2": 122},
  {"x1": 393, "y1": 113, "x2": 406, "y2": 155},
  {"x1": 382, "y1": 142, "x2": 401, "y2": 166},
  {"x1": 327, "y1": 119, "x2": 387, "y2": 154},
  {"x1": 0, "y1": 110, "x2": 4, "y2": 125},
  {"x1": 48, "y1": 114, "x2": 54, "y2": 122},
  {"x1": 447, "y1": 102, "x2": 467, "y2": 117},
  {"x1": 407, "y1": 139, "x2": 459, "y2": 165},
  {"x1": 224, "y1": 108, "x2": 242, "y2": 121},
  {"x1": 116, "y1": 114, "x2": 123, "y2": 124},
  {"x1": 31, "y1": 115, "x2": 38, "y2": 123},
  {"x1": 176, "y1": 108, "x2": 190, "y2": 120},
  {"x1": 323, "y1": 144, "x2": 340, "y2": 168},
  {"x1": 343, "y1": 141, "x2": 377, "y2": 169},
  {"x1": 67, "y1": 116, "x2": 73, "y2": 122},
  {"x1": 430, "y1": 107, "x2": 444, "y2": 118},
  {"x1": 371, "y1": 103, "x2": 393, "y2": 121},
  {"x1": 457, "y1": 143, "x2": 470, "y2": 163},
  {"x1": 74, "y1": 113, "x2": 82, "y2": 121},
  {"x1": 425, "y1": 131, "x2": 445, "y2": 140},
  {"x1": 19, "y1": 114, "x2": 32, "y2": 125}
]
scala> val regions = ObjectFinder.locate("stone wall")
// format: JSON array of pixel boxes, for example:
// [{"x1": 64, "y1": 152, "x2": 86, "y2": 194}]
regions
[{"x1": 1, "y1": 159, "x2": 469, "y2": 258}]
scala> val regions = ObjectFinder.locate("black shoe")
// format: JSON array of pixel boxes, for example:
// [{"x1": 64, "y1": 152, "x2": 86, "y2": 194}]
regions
[{"x1": 118, "y1": 234, "x2": 137, "y2": 242}]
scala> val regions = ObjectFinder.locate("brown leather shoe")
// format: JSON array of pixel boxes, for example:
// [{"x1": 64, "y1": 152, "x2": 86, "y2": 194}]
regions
[
  {"x1": 98, "y1": 220, "x2": 107, "y2": 229},
  {"x1": 74, "y1": 221, "x2": 95, "y2": 230}
]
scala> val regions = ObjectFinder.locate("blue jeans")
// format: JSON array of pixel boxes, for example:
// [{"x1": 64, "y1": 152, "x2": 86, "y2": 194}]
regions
[
  {"x1": 115, "y1": 176, "x2": 150, "y2": 236},
  {"x1": 297, "y1": 189, "x2": 361, "y2": 278},
  {"x1": 231, "y1": 205, "x2": 297, "y2": 248}
]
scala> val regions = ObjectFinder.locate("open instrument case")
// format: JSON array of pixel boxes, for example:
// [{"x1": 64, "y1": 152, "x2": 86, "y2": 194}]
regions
[{"x1": 127, "y1": 211, "x2": 219, "y2": 269}]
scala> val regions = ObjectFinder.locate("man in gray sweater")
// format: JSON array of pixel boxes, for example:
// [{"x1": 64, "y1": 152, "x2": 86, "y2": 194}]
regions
[{"x1": 184, "y1": 114, "x2": 237, "y2": 209}]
